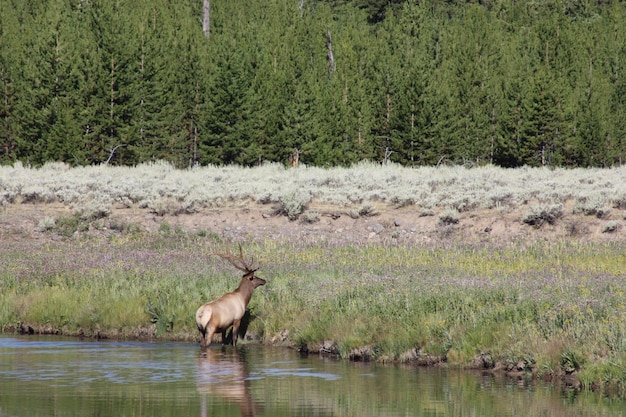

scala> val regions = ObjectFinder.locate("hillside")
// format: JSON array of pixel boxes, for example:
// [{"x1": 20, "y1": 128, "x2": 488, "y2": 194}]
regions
[
  {"x1": 2, "y1": 198, "x2": 624, "y2": 247},
  {"x1": 1, "y1": 162, "x2": 625, "y2": 245}
]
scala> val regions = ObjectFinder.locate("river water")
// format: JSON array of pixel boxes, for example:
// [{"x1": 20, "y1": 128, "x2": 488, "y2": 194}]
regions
[{"x1": 0, "y1": 335, "x2": 624, "y2": 416}]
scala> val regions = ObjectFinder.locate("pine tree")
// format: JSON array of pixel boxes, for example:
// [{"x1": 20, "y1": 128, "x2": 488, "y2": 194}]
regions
[
  {"x1": 82, "y1": 0, "x2": 140, "y2": 164},
  {"x1": 518, "y1": 67, "x2": 570, "y2": 166},
  {"x1": 2, "y1": 0, "x2": 626, "y2": 167},
  {"x1": 0, "y1": 0, "x2": 25, "y2": 163},
  {"x1": 200, "y1": 47, "x2": 252, "y2": 165}
]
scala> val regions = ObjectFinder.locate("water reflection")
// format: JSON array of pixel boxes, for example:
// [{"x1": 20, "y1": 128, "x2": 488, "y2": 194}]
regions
[
  {"x1": 1, "y1": 335, "x2": 625, "y2": 417},
  {"x1": 197, "y1": 347, "x2": 259, "y2": 417}
]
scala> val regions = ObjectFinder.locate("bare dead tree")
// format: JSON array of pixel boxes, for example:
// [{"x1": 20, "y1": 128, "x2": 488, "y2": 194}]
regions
[
  {"x1": 105, "y1": 144, "x2": 126, "y2": 165},
  {"x1": 327, "y1": 28, "x2": 335, "y2": 78},
  {"x1": 202, "y1": 0, "x2": 210, "y2": 37},
  {"x1": 377, "y1": 136, "x2": 394, "y2": 164},
  {"x1": 288, "y1": 148, "x2": 301, "y2": 168},
  {"x1": 297, "y1": 0, "x2": 305, "y2": 17}
]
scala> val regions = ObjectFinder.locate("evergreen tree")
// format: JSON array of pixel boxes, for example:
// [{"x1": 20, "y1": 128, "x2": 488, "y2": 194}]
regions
[
  {"x1": 200, "y1": 46, "x2": 253, "y2": 165},
  {"x1": 41, "y1": 0, "x2": 96, "y2": 164},
  {"x1": 517, "y1": 67, "x2": 570, "y2": 166},
  {"x1": 1, "y1": 0, "x2": 626, "y2": 168},
  {"x1": 83, "y1": 0, "x2": 139, "y2": 164},
  {"x1": 0, "y1": 0, "x2": 24, "y2": 163}
]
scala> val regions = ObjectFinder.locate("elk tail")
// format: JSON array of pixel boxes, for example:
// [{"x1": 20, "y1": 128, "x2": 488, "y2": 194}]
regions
[{"x1": 195, "y1": 306, "x2": 212, "y2": 332}]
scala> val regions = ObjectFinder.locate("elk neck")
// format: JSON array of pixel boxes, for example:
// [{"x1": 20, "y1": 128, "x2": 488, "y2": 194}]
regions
[{"x1": 234, "y1": 274, "x2": 255, "y2": 304}]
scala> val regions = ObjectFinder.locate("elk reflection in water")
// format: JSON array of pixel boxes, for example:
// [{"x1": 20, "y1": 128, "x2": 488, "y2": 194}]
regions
[{"x1": 196, "y1": 347, "x2": 259, "y2": 417}]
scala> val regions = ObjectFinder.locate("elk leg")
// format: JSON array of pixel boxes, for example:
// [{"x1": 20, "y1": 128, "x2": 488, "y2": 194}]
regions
[
  {"x1": 198, "y1": 325, "x2": 207, "y2": 348},
  {"x1": 204, "y1": 326, "x2": 216, "y2": 348},
  {"x1": 232, "y1": 320, "x2": 241, "y2": 347}
]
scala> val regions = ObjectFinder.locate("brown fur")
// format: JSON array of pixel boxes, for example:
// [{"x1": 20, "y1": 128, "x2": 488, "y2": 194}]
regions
[
  {"x1": 195, "y1": 273, "x2": 265, "y2": 347},
  {"x1": 195, "y1": 245, "x2": 266, "y2": 348}
]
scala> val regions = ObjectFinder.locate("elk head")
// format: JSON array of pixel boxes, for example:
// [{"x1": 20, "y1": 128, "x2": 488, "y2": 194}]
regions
[{"x1": 215, "y1": 243, "x2": 266, "y2": 293}]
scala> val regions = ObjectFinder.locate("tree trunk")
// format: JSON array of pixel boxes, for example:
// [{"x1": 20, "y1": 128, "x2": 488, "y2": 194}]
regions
[
  {"x1": 327, "y1": 28, "x2": 335, "y2": 78},
  {"x1": 202, "y1": 0, "x2": 210, "y2": 37}
]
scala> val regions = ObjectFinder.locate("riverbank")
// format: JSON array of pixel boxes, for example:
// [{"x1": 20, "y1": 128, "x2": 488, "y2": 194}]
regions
[{"x1": 1, "y1": 200, "x2": 625, "y2": 396}]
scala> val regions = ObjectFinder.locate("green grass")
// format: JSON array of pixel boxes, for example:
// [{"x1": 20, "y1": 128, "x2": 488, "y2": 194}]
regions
[{"x1": 1, "y1": 232, "x2": 625, "y2": 394}]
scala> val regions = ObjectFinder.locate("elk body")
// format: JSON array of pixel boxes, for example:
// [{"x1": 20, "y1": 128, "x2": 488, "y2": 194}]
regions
[{"x1": 195, "y1": 245, "x2": 266, "y2": 348}]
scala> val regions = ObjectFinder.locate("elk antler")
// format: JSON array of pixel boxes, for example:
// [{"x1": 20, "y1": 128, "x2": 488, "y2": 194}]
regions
[{"x1": 215, "y1": 243, "x2": 260, "y2": 274}]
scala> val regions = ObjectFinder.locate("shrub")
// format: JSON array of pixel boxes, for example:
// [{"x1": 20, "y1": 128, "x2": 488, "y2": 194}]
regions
[
  {"x1": 54, "y1": 214, "x2": 90, "y2": 237},
  {"x1": 611, "y1": 193, "x2": 626, "y2": 209},
  {"x1": 522, "y1": 204, "x2": 563, "y2": 227},
  {"x1": 109, "y1": 220, "x2": 143, "y2": 235},
  {"x1": 450, "y1": 196, "x2": 479, "y2": 212},
  {"x1": 573, "y1": 196, "x2": 611, "y2": 218},
  {"x1": 419, "y1": 208, "x2": 435, "y2": 217},
  {"x1": 438, "y1": 209, "x2": 460, "y2": 226},
  {"x1": 602, "y1": 221, "x2": 621, "y2": 233},
  {"x1": 301, "y1": 210, "x2": 320, "y2": 224},
  {"x1": 3, "y1": 162, "x2": 626, "y2": 215},
  {"x1": 36, "y1": 217, "x2": 56, "y2": 232},
  {"x1": 565, "y1": 220, "x2": 588, "y2": 237},
  {"x1": 276, "y1": 189, "x2": 311, "y2": 220},
  {"x1": 359, "y1": 204, "x2": 378, "y2": 217}
]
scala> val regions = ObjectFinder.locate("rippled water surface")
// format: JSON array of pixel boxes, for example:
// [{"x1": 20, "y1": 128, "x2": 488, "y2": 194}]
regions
[{"x1": 0, "y1": 335, "x2": 624, "y2": 416}]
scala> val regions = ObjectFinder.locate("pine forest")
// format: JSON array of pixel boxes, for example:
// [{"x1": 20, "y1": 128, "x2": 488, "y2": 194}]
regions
[{"x1": 1, "y1": 0, "x2": 626, "y2": 168}]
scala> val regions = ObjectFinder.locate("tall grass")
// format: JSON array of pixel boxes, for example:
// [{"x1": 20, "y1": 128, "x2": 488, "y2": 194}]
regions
[{"x1": 1, "y1": 233, "x2": 625, "y2": 393}]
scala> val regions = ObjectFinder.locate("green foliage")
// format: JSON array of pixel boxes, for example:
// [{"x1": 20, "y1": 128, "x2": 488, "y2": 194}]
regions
[
  {"x1": 2, "y1": 1, "x2": 626, "y2": 167},
  {"x1": 145, "y1": 292, "x2": 175, "y2": 335},
  {"x1": 54, "y1": 213, "x2": 91, "y2": 237},
  {"x1": 300, "y1": 210, "x2": 320, "y2": 224}
]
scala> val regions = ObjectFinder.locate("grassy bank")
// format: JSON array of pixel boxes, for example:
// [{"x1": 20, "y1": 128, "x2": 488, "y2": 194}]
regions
[{"x1": 1, "y1": 230, "x2": 625, "y2": 395}]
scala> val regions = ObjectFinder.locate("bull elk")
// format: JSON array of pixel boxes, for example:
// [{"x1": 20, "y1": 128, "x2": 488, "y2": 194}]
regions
[{"x1": 195, "y1": 244, "x2": 266, "y2": 348}]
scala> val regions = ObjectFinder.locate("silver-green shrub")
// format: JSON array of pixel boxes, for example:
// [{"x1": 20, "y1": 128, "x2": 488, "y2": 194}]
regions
[
  {"x1": 277, "y1": 189, "x2": 311, "y2": 220},
  {"x1": 301, "y1": 210, "x2": 321, "y2": 224},
  {"x1": 36, "y1": 217, "x2": 56, "y2": 232},
  {"x1": 522, "y1": 204, "x2": 564, "y2": 227},
  {"x1": 2, "y1": 162, "x2": 626, "y2": 217},
  {"x1": 573, "y1": 195, "x2": 612, "y2": 218},
  {"x1": 602, "y1": 221, "x2": 621, "y2": 233},
  {"x1": 438, "y1": 209, "x2": 460, "y2": 226}
]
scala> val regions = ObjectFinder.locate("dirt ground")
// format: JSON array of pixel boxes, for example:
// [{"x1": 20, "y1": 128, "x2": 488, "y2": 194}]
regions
[{"x1": 1, "y1": 199, "x2": 624, "y2": 246}]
